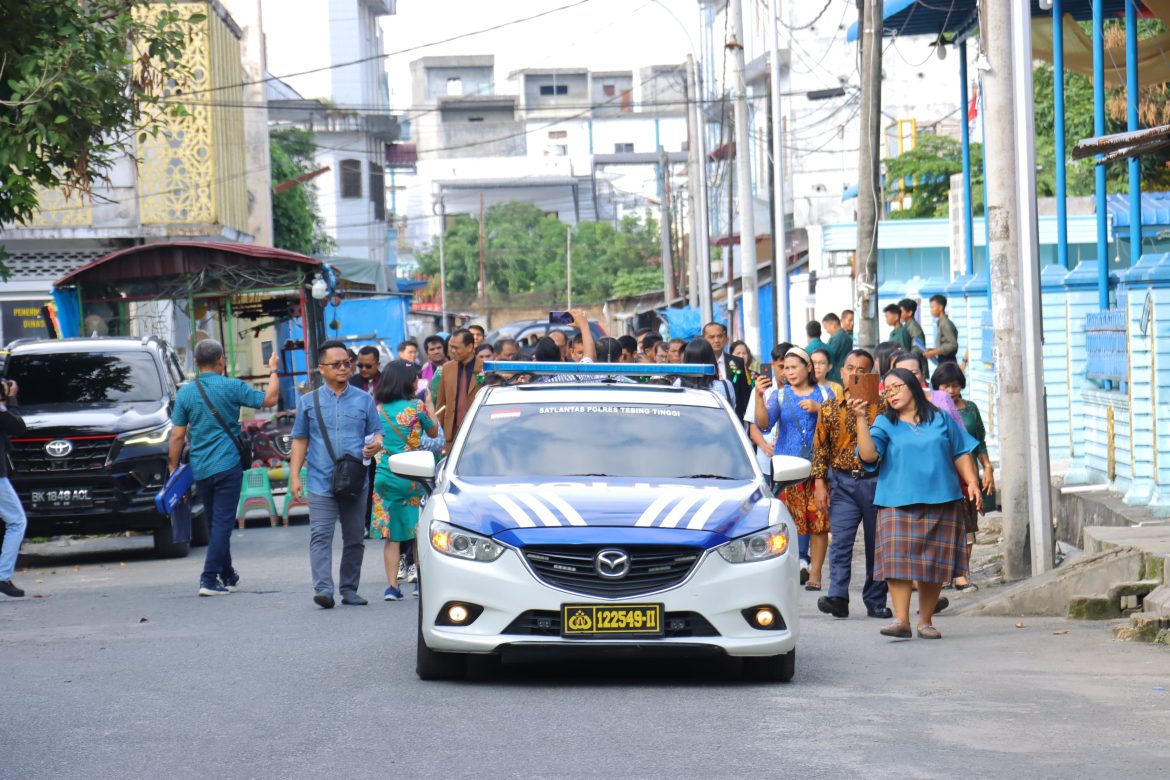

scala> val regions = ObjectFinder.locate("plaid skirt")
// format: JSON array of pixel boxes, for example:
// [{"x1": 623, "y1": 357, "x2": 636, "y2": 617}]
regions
[
  {"x1": 874, "y1": 501, "x2": 968, "y2": 583},
  {"x1": 781, "y1": 479, "x2": 830, "y2": 535}
]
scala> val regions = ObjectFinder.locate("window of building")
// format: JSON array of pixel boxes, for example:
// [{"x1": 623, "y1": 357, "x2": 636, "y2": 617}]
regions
[
  {"x1": 539, "y1": 84, "x2": 569, "y2": 96},
  {"x1": 446, "y1": 77, "x2": 462, "y2": 96},
  {"x1": 603, "y1": 84, "x2": 615, "y2": 97},
  {"x1": 468, "y1": 116, "x2": 484, "y2": 122},
  {"x1": 614, "y1": 143, "x2": 634, "y2": 154},
  {"x1": 369, "y1": 163, "x2": 385, "y2": 221},
  {"x1": 547, "y1": 144, "x2": 568, "y2": 157},
  {"x1": 548, "y1": 130, "x2": 567, "y2": 139},
  {"x1": 340, "y1": 159, "x2": 362, "y2": 199}
]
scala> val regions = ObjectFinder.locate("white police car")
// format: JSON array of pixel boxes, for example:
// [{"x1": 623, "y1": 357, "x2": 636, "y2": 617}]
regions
[{"x1": 388, "y1": 363, "x2": 810, "y2": 682}]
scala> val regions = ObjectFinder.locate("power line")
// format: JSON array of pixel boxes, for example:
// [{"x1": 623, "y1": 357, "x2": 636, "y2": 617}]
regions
[{"x1": 180, "y1": 0, "x2": 599, "y2": 98}]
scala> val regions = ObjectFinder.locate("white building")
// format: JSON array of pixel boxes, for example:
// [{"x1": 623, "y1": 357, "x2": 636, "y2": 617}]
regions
[
  {"x1": 262, "y1": 0, "x2": 397, "y2": 272},
  {"x1": 394, "y1": 56, "x2": 690, "y2": 273}
]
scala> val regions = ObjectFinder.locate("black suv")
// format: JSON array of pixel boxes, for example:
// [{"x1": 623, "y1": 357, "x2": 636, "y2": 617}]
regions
[{"x1": 1, "y1": 336, "x2": 206, "y2": 558}]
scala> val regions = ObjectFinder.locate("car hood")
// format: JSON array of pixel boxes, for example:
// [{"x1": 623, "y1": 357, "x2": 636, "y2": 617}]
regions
[
  {"x1": 16, "y1": 401, "x2": 169, "y2": 437},
  {"x1": 441, "y1": 477, "x2": 773, "y2": 541}
]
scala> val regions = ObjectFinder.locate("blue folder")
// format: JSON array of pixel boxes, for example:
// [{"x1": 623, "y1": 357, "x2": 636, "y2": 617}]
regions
[{"x1": 155, "y1": 464, "x2": 194, "y2": 516}]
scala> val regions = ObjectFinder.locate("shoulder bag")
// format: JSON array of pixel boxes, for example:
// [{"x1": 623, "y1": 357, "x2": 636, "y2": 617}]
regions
[
  {"x1": 314, "y1": 389, "x2": 368, "y2": 499},
  {"x1": 783, "y1": 387, "x2": 815, "y2": 461},
  {"x1": 194, "y1": 376, "x2": 254, "y2": 470}
]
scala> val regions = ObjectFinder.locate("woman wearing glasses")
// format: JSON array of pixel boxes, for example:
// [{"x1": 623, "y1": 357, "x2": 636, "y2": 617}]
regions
[{"x1": 850, "y1": 367, "x2": 982, "y2": 640}]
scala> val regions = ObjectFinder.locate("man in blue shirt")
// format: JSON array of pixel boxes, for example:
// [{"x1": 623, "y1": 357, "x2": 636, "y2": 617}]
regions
[
  {"x1": 290, "y1": 340, "x2": 383, "y2": 609},
  {"x1": 169, "y1": 340, "x2": 280, "y2": 597}
]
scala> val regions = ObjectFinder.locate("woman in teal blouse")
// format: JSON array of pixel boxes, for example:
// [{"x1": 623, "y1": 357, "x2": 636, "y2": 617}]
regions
[{"x1": 852, "y1": 367, "x2": 982, "y2": 640}]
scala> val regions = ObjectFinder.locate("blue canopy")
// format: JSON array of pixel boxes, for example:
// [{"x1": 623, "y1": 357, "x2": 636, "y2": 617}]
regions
[
  {"x1": 847, "y1": 0, "x2": 1132, "y2": 44},
  {"x1": 1108, "y1": 192, "x2": 1170, "y2": 228}
]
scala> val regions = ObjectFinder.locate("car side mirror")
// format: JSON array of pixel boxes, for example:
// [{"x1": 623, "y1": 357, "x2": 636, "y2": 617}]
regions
[
  {"x1": 389, "y1": 451, "x2": 437, "y2": 493},
  {"x1": 770, "y1": 454, "x2": 812, "y2": 492}
]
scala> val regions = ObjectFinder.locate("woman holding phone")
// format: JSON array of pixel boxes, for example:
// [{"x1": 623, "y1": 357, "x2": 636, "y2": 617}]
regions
[{"x1": 851, "y1": 367, "x2": 982, "y2": 639}]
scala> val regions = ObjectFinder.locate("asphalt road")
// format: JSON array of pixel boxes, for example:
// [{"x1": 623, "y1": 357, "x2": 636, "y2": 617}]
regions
[{"x1": 2, "y1": 522, "x2": 1169, "y2": 780}]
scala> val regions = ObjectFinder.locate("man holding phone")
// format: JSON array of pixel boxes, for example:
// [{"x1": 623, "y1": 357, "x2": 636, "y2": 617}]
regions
[{"x1": 809, "y1": 348, "x2": 892, "y2": 620}]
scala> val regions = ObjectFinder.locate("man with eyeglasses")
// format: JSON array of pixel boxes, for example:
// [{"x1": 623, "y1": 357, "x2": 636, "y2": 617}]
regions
[
  {"x1": 809, "y1": 348, "x2": 892, "y2": 621},
  {"x1": 349, "y1": 346, "x2": 381, "y2": 396},
  {"x1": 290, "y1": 340, "x2": 383, "y2": 609}
]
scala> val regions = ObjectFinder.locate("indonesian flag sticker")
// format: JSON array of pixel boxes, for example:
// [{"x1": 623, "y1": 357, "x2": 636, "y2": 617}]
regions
[{"x1": 490, "y1": 408, "x2": 522, "y2": 420}]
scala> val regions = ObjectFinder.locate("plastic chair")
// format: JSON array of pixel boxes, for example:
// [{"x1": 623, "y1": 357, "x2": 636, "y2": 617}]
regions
[
  {"x1": 236, "y1": 467, "x2": 278, "y2": 528},
  {"x1": 281, "y1": 467, "x2": 310, "y2": 527}
]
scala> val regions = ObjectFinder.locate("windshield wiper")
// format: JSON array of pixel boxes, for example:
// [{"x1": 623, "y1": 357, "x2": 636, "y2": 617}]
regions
[
  {"x1": 678, "y1": 473, "x2": 737, "y2": 480},
  {"x1": 566, "y1": 473, "x2": 614, "y2": 477}
]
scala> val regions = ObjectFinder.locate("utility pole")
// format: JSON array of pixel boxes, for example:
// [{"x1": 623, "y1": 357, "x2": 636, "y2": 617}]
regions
[
  {"x1": 855, "y1": 0, "x2": 883, "y2": 353},
  {"x1": 688, "y1": 54, "x2": 714, "y2": 324},
  {"x1": 985, "y1": 0, "x2": 1051, "y2": 579},
  {"x1": 433, "y1": 192, "x2": 448, "y2": 332},
  {"x1": 684, "y1": 61, "x2": 700, "y2": 310},
  {"x1": 478, "y1": 193, "x2": 487, "y2": 306},
  {"x1": 566, "y1": 227, "x2": 572, "y2": 309},
  {"x1": 729, "y1": 0, "x2": 760, "y2": 349},
  {"x1": 768, "y1": 0, "x2": 789, "y2": 343},
  {"x1": 660, "y1": 147, "x2": 677, "y2": 303}
]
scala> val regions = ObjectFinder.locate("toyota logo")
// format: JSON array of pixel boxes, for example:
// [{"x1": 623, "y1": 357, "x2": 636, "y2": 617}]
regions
[
  {"x1": 45, "y1": 440, "x2": 73, "y2": 458},
  {"x1": 594, "y1": 549, "x2": 631, "y2": 580}
]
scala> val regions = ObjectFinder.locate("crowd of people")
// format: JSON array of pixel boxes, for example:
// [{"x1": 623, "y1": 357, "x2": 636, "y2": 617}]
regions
[{"x1": 0, "y1": 294, "x2": 992, "y2": 643}]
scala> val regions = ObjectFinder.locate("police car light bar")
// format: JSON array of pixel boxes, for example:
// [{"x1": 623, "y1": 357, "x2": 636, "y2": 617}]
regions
[{"x1": 482, "y1": 361, "x2": 716, "y2": 376}]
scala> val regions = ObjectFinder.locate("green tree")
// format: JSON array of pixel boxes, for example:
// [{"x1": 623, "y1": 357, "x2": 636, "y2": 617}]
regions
[
  {"x1": 416, "y1": 202, "x2": 663, "y2": 303},
  {"x1": 884, "y1": 135, "x2": 984, "y2": 220},
  {"x1": 0, "y1": 0, "x2": 194, "y2": 228},
  {"x1": 270, "y1": 128, "x2": 334, "y2": 256}
]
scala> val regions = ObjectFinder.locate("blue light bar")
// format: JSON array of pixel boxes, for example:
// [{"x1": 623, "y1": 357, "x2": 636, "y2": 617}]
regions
[{"x1": 482, "y1": 361, "x2": 716, "y2": 376}]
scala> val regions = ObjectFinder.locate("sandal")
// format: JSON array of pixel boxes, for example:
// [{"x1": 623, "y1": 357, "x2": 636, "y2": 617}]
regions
[
  {"x1": 954, "y1": 581, "x2": 980, "y2": 592},
  {"x1": 917, "y1": 624, "x2": 942, "y2": 639},
  {"x1": 804, "y1": 582, "x2": 822, "y2": 592},
  {"x1": 879, "y1": 621, "x2": 912, "y2": 638}
]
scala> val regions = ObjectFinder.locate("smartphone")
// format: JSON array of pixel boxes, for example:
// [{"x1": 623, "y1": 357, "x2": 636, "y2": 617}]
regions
[
  {"x1": 851, "y1": 373, "x2": 881, "y2": 406},
  {"x1": 759, "y1": 364, "x2": 773, "y2": 379},
  {"x1": 549, "y1": 311, "x2": 574, "y2": 325}
]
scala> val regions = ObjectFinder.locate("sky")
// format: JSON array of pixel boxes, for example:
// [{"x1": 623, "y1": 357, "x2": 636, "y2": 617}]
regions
[{"x1": 380, "y1": 0, "x2": 702, "y2": 106}]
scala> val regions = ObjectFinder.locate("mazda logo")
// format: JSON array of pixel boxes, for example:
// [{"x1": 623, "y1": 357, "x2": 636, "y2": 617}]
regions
[
  {"x1": 594, "y1": 549, "x2": 630, "y2": 580},
  {"x1": 45, "y1": 440, "x2": 73, "y2": 458}
]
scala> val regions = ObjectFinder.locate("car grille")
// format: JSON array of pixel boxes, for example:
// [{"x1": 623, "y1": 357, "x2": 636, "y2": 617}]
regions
[
  {"x1": 522, "y1": 545, "x2": 702, "y2": 598},
  {"x1": 10, "y1": 436, "x2": 116, "y2": 472},
  {"x1": 503, "y1": 610, "x2": 719, "y2": 638}
]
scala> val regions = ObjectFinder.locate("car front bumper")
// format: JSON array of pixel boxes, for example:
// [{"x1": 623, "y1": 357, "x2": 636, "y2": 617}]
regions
[{"x1": 418, "y1": 538, "x2": 800, "y2": 658}]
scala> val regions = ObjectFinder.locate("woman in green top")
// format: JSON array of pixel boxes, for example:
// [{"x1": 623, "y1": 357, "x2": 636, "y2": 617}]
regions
[
  {"x1": 371, "y1": 361, "x2": 438, "y2": 601},
  {"x1": 931, "y1": 362, "x2": 995, "y2": 592}
]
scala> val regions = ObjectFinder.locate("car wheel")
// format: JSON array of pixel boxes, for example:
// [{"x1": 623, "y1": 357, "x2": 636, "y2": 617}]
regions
[
  {"x1": 416, "y1": 592, "x2": 466, "y2": 681},
  {"x1": 153, "y1": 521, "x2": 190, "y2": 559},
  {"x1": 742, "y1": 650, "x2": 795, "y2": 683}
]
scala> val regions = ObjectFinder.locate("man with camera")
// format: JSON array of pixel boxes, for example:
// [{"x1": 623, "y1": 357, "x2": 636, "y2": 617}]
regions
[
  {"x1": 289, "y1": 340, "x2": 383, "y2": 609},
  {"x1": 0, "y1": 379, "x2": 28, "y2": 598},
  {"x1": 169, "y1": 339, "x2": 281, "y2": 597}
]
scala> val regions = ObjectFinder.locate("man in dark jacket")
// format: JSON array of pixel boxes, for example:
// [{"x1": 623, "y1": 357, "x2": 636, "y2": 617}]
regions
[
  {"x1": 702, "y1": 322, "x2": 751, "y2": 419},
  {"x1": 0, "y1": 379, "x2": 29, "y2": 598}
]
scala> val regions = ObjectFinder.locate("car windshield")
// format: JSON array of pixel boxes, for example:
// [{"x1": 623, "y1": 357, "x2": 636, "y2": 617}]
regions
[
  {"x1": 455, "y1": 400, "x2": 756, "y2": 480},
  {"x1": 7, "y1": 351, "x2": 164, "y2": 408}
]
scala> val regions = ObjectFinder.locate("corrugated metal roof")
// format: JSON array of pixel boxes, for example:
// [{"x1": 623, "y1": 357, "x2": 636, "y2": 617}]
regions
[
  {"x1": 1107, "y1": 192, "x2": 1170, "y2": 227},
  {"x1": 54, "y1": 241, "x2": 320, "y2": 287}
]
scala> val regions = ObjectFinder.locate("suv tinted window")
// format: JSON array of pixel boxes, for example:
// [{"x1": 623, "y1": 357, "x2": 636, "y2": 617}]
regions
[
  {"x1": 456, "y1": 401, "x2": 754, "y2": 480},
  {"x1": 8, "y1": 351, "x2": 164, "y2": 409}
]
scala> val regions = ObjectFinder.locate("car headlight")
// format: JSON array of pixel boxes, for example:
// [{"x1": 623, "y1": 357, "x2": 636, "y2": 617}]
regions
[
  {"x1": 430, "y1": 519, "x2": 505, "y2": 562},
  {"x1": 717, "y1": 522, "x2": 790, "y2": 563},
  {"x1": 121, "y1": 423, "x2": 173, "y2": 447}
]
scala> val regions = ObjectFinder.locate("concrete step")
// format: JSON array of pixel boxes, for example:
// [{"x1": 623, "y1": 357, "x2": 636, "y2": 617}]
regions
[
  {"x1": 961, "y1": 546, "x2": 1145, "y2": 617},
  {"x1": 1112, "y1": 611, "x2": 1170, "y2": 644},
  {"x1": 1067, "y1": 580, "x2": 1162, "y2": 620}
]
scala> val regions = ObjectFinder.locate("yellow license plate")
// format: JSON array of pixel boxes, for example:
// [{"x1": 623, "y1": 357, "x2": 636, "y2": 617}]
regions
[{"x1": 561, "y1": 603, "x2": 663, "y2": 637}]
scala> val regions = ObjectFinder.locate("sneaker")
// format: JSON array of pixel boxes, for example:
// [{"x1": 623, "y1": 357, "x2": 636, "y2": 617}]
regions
[
  {"x1": 412, "y1": 582, "x2": 419, "y2": 598},
  {"x1": 383, "y1": 586, "x2": 404, "y2": 601},
  {"x1": 0, "y1": 579, "x2": 25, "y2": 598},
  {"x1": 406, "y1": 563, "x2": 418, "y2": 583},
  {"x1": 198, "y1": 581, "x2": 230, "y2": 597},
  {"x1": 397, "y1": 558, "x2": 408, "y2": 582},
  {"x1": 221, "y1": 568, "x2": 240, "y2": 592}
]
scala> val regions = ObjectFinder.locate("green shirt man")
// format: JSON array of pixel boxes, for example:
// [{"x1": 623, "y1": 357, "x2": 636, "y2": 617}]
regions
[{"x1": 821, "y1": 313, "x2": 852, "y2": 384}]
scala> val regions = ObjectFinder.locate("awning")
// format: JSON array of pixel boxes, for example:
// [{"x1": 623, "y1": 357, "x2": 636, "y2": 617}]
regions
[
  {"x1": 54, "y1": 241, "x2": 320, "y2": 288},
  {"x1": 847, "y1": 0, "x2": 1133, "y2": 44}
]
